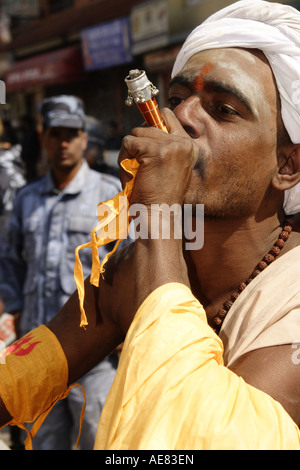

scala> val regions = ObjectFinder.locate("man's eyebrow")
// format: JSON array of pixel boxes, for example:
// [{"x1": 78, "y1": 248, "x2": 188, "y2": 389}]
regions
[
  {"x1": 204, "y1": 78, "x2": 254, "y2": 115},
  {"x1": 169, "y1": 75, "x2": 254, "y2": 116},
  {"x1": 169, "y1": 74, "x2": 194, "y2": 90}
]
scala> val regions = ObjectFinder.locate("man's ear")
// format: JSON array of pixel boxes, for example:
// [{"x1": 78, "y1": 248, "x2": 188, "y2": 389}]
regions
[
  {"x1": 41, "y1": 128, "x2": 48, "y2": 149},
  {"x1": 273, "y1": 146, "x2": 300, "y2": 190},
  {"x1": 81, "y1": 131, "x2": 88, "y2": 152}
]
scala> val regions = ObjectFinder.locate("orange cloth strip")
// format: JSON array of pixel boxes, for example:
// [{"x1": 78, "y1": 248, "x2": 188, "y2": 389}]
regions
[
  {"x1": 74, "y1": 158, "x2": 139, "y2": 328},
  {"x1": 74, "y1": 115, "x2": 168, "y2": 328}
]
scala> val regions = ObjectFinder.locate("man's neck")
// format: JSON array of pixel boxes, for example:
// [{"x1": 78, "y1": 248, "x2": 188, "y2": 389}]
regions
[
  {"x1": 52, "y1": 161, "x2": 82, "y2": 190},
  {"x1": 186, "y1": 215, "x2": 287, "y2": 321}
]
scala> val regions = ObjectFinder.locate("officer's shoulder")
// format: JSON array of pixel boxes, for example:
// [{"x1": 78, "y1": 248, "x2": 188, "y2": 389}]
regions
[
  {"x1": 15, "y1": 176, "x2": 46, "y2": 199},
  {"x1": 87, "y1": 167, "x2": 121, "y2": 190}
]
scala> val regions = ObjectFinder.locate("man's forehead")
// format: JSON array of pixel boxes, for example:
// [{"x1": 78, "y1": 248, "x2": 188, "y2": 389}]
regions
[
  {"x1": 48, "y1": 126, "x2": 81, "y2": 132},
  {"x1": 176, "y1": 48, "x2": 269, "y2": 81},
  {"x1": 170, "y1": 48, "x2": 276, "y2": 113}
]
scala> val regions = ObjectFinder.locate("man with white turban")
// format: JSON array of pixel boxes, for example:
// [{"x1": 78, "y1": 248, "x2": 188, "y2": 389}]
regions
[
  {"x1": 172, "y1": 0, "x2": 300, "y2": 215},
  {"x1": 1, "y1": 0, "x2": 300, "y2": 450}
]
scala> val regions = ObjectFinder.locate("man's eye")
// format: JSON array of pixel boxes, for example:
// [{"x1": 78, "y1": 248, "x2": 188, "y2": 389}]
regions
[
  {"x1": 215, "y1": 104, "x2": 238, "y2": 116},
  {"x1": 167, "y1": 96, "x2": 183, "y2": 110},
  {"x1": 49, "y1": 130, "x2": 59, "y2": 138},
  {"x1": 68, "y1": 129, "x2": 80, "y2": 139}
]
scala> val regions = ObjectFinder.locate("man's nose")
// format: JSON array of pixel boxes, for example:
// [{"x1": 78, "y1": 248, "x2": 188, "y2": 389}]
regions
[
  {"x1": 173, "y1": 95, "x2": 204, "y2": 139},
  {"x1": 59, "y1": 133, "x2": 71, "y2": 145},
  {"x1": 59, "y1": 139, "x2": 69, "y2": 149}
]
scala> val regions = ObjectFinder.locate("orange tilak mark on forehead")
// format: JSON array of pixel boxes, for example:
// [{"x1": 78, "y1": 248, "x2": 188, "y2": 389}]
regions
[{"x1": 193, "y1": 63, "x2": 214, "y2": 91}]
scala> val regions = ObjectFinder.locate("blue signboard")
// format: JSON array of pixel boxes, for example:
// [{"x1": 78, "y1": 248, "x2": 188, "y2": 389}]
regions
[{"x1": 81, "y1": 17, "x2": 133, "y2": 71}]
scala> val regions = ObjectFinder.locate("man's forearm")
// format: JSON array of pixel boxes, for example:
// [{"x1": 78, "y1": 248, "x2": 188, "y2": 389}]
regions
[
  {"x1": 134, "y1": 239, "x2": 189, "y2": 307},
  {"x1": 133, "y1": 209, "x2": 190, "y2": 311},
  {"x1": 0, "y1": 278, "x2": 124, "y2": 429},
  {"x1": 47, "y1": 280, "x2": 124, "y2": 384}
]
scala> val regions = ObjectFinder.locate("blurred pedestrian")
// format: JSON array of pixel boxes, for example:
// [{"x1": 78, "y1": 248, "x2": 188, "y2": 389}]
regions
[
  {"x1": 0, "y1": 95, "x2": 129, "y2": 450},
  {"x1": 84, "y1": 115, "x2": 117, "y2": 176},
  {"x1": 0, "y1": 118, "x2": 26, "y2": 450},
  {"x1": 0, "y1": 133, "x2": 26, "y2": 235},
  {"x1": 0, "y1": 116, "x2": 25, "y2": 322},
  {"x1": 0, "y1": 117, "x2": 25, "y2": 302},
  {"x1": 105, "y1": 120, "x2": 123, "y2": 150},
  {"x1": 1, "y1": 120, "x2": 18, "y2": 147},
  {"x1": 19, "y1": 115, "x2": 41, "y2": 182}
]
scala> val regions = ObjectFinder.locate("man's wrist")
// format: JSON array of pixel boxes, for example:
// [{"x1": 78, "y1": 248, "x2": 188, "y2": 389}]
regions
[
  {"x1": 130, "y1": 203, "x2": 183, "y2": 241},
  {"x1": 134, "y1": 236, "x2": 189, "y2": 310}
]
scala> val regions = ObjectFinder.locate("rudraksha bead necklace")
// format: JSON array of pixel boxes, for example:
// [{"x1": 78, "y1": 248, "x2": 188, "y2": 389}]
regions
[{"x1": 212, "y1": 222, "x2": 293, "y2": 334}]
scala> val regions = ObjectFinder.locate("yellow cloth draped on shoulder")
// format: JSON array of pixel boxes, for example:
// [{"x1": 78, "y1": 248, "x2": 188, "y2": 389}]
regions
[{"x1": 95, "y1": 283, "x2": 300, "y2": 450}]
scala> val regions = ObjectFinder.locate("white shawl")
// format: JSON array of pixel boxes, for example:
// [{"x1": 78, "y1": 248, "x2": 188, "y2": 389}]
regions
[{"x1": 220, "y1": 245, "x2": 300, "y2": 367}]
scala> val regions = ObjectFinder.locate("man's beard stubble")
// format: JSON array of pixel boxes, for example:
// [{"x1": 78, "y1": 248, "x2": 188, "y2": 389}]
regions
[{"x1": 184, "y1": 154, "x2": 257, "y2": 220}]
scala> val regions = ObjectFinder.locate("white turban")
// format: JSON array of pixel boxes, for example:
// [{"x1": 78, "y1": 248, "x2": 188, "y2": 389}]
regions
[{"x1": 172, "y1": 0, "x2": 300, "y2": 215}]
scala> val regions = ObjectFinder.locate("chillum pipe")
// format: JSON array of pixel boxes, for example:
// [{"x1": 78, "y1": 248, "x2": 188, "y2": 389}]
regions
[{"x1": 125, "y1": 69, "x2": 168, "y2": 133}]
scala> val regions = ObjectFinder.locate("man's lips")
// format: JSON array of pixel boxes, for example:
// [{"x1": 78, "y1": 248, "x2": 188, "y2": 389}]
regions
[{"x1": 58, "y1": 151, "x2": 70, "y2": 160}]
